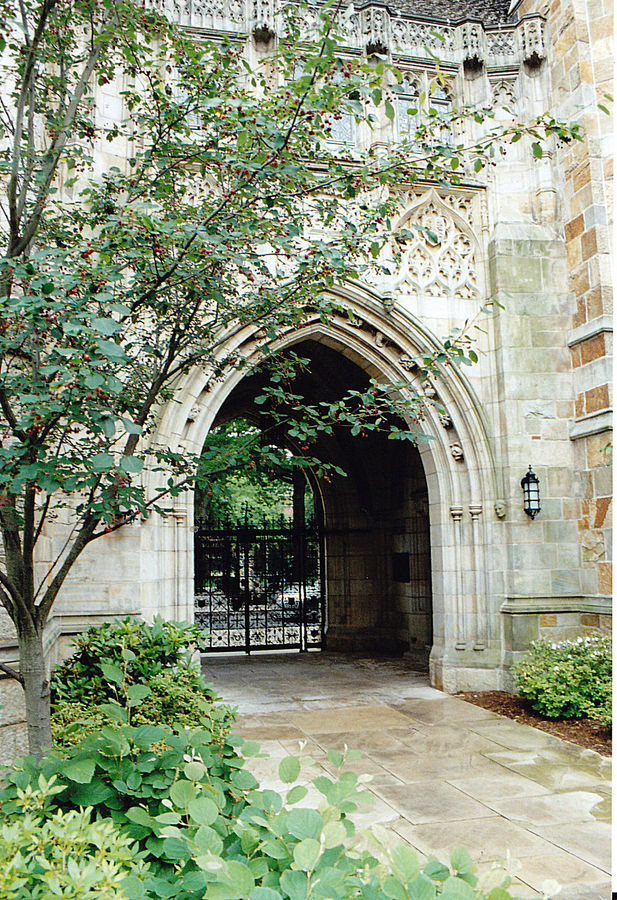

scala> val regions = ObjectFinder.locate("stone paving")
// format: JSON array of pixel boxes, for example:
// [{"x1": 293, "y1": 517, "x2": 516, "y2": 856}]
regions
[{"x1": 202, "y1": 653, "x2": 612, "y2": 900}]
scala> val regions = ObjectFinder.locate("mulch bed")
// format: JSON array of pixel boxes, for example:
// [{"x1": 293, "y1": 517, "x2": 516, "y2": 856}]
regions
[{"x1": 457, "y1": 691, "x2": 611, "y2": 757}]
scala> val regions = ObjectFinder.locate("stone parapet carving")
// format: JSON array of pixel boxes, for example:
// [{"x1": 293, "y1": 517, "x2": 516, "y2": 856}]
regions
[{"x1": 146, "y1": 0, "x2": 544, "y2": 71}]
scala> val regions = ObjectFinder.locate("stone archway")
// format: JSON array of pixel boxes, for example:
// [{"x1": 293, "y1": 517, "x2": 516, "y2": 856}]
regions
[{"x1": 146, "y1": 283, "x2": 504, "y2": 691}]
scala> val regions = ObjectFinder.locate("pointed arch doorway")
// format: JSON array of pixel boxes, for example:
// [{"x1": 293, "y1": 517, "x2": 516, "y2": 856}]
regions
[
  {"x1": 193, "y1": 338, "x2": 433, "y2": 668},
  {"x1": 149, "y1": 285, "x2": 500, "y2": 691}
]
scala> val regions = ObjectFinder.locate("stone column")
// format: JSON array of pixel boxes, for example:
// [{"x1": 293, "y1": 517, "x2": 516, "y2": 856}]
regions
[
  {"x1": 469, "y1": 504, "x2": 486, "y2": 650},
  {"x1": 450, "y1": 505, "x2": 465, "y2": 649}
]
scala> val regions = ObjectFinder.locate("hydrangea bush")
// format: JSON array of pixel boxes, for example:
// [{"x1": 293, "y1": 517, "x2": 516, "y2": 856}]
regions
[{"x1": 512, "y1": 634, "x2": 611, "y2": 725}]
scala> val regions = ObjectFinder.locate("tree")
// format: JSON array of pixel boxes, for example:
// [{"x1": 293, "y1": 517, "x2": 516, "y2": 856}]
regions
[{"x1": 0, "y1": 0, "x2": 580, "y2": 756}]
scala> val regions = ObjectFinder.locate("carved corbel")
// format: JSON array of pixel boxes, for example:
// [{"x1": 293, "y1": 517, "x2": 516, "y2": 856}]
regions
[
  {"x1": 362, "y1": 6, "x2": 391, "y2": 56},
  {"x1": 520, "y1": 17, "x2": 545, "y2": 67}
]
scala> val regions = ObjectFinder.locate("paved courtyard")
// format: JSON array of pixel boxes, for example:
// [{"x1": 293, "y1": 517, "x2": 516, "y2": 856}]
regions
[{"x1": 202, "y1": 653, "x2": 611, "y2": 900}]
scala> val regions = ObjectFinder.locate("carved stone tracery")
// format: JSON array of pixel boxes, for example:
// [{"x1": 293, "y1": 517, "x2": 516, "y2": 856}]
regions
[{"x1": 393, "y1": 190, "x2": 480, "y2": 302}]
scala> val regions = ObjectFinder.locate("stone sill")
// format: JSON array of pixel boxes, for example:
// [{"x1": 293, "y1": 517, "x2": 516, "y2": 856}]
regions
[
  {"x1": 567, "y1": 315, "x2": 613, "y2": 347},
  {"x1": 569, "y1": 409, "x2": 612, "y2": 440},
  {"x1": 501, "y1": 595, "x2": 612, "y2": 615}
]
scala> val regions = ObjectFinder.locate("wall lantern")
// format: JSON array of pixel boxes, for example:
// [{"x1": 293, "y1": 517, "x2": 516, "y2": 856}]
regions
[{"x1": 521, "y1": 466, "x2": 541, "y2": 519}]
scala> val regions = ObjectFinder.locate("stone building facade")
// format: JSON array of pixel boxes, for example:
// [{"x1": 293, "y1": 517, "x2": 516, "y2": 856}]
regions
[{"x1": 0, "y1": 0, "x2": 612, "y2": 759}]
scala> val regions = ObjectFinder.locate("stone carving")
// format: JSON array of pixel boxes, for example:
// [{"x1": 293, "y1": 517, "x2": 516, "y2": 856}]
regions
[
  {"x1": 491, "y1": 79, "x2": 517, "y2": 108},
  {"x1": 399, "y1": 354, "x2": 418, "y2": 372},
  {"x1": 187, "y1": 405, "x2": 202, "y2": 423},
  {"x1": 391, "y1": 19, "x2": 454, "y2": 52},
  {"x1": 439, "y1": 412, "x2": 453, "y2": 429},
  {"x1": 494, "y1": 500, "x2": 506, "y2": 519},
  {"x1": 421, "y1": 379, "x2": 437, "y2": 399},
  {"x1": 193, "y1": 0, "x2": 225, "y2": 21},
  {"x1": 362, "y1": 6, "x2": 390, "y2": 55},
  {"x1": 521, "y1": 18, "x2": 545, "y2": 65},
  {"x1": 460, "y1": 22, "x2": 483, "y2": 62},
  {"x1": 486, "y1": 29, "x2": 516, "y2": 56},
  {"x1": 393, "y1": 191, "x2": 479, "y2": 301},
  {"x1": 450, "y1": 442, "x2": 464, "y2": 461}
]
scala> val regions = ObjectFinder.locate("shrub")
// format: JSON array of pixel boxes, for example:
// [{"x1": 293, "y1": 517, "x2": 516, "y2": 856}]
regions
[
  {"x1": 1, "y1": 733, "x2": 530, "y2": 900},
  {"x1": 0, "y1": 779, "x2": 148, "y2": 899},
  {"x1": 512, "y1": 633, "x2": 612, "y2": 723},
  {"x1": 51, "y1": 616, "x2": 208, "y2": 705},
  {"x1": 50, "y1": 617, "x2": 235, "y2": 745}
]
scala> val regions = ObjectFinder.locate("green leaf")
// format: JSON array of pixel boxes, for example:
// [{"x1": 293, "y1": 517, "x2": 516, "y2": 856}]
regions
[
  {"x1": 184, "y1": 760, "x2": 206, "y2": 781},
  {"x1": 279, "y1": 870, "x2": 308, "y2": 900},
  {"x1": 100, "y1": 662, "x2": 124, "y2": 685},
  {"x1": 408, "y1": 875, "x2": 436, "y2": 900},
  {"x1": 321, "y1": 820, "x2": 346, "y2": 848},
  {"x1": 125, "y1": 806, "x2": 154, "y2": 828},
  {"x1": 90, "y1": 452, "x2": 115, "y2": 472},
  {"x1": 261, "y1": 839, "x2": 289, "y2": 859},
  {"x1": 439, "y1": 876, "x2": 475, "y2": 900},
  {"x1": 187, "y1": 796, "x2": 219, "y2": 825},
  {"x1": 327, "y1": 749, "x2": 344, "y2": 767},
  {"x1": 119, "y1": 455, "x2": 144, "y2": 474},
  {"x1": 392, "y1": 844, "x2": 421, "y2": 884},
  {"x1": 126, "y1": 683, "x2": 151, "y2": 705},
  {"x1": 385, "y1": 100, "x2": 395, "y2": 121},
  {"x1": 278, "y1": 755, "x2": 301, "y2": 783},
  {"x1": 293, "y1": 837, "x2": 321, "y2": 871},
  {"x1": 169, "y1": 779, "x2": 196, "y2": 809},
  {"x1": 423, "y1": 857, "x2": 450, "y2": 882},
  {"x1": 162, "y1": 836, "x2": 191, "y2": 861},
  {"x1": 287, "y1": 807, "x2": 323, "y2": 841},
  {"x1": 92, "y1": 316, "x2": 121, "y2": 335},
  {"x1": 450, "y1": 847, "x2": 474, "y2": 875},
  {"x1": 64, "y1": 758, "x2": 96, "y2": 784},
  {"x1": 474, "y1": 158, "x2": 483, "y2": 173},
  {"x1": 383, "y1": 875, "x2": 408, "y2": 900},
  {"x1": 249, "y1": 889, "x2": 283, "y2": 900},
  {"x1": 531, "y1": 141, "x2": 543, "y2": 159},
  {"x1": 286, "y1": 785, "x2": 308, "y2": 804}
]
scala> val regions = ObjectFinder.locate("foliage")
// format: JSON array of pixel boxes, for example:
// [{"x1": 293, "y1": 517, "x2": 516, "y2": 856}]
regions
[
  {"x1": 0, "y1": 779, "x2": 148, "y2": 899},
  {"x1": 51, "y1": 616, "x2": 208, "y2": 705},
  {"x1": 1, "y1": 735, "x2": 529, "y2": 900},
  {"x1": 50, "y1": 616, "x2": 235, "y2": 746},
  {"x1": 196, "y1": 419, "x2": 297, "y2": 523},
  {"x1": 512, "y1": 634, "x2": 612, "y2": 723}
]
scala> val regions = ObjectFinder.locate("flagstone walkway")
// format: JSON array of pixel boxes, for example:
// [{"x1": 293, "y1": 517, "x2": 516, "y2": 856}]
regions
[{"x1": 202, "y1": 653, "x2": 612, "y2": 900}]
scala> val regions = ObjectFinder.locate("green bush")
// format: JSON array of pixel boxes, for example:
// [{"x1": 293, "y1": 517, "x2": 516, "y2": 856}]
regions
[
  {"x1": 50, "y1": 617, "x2": 235, "y2": 745},
  {"x1": 0, "y1": 778, "x2": 148, "y2": 899},
  {"x1": 512, "y1": 633, "x2": 612, "y2": 723},
  {"x1": 51, "y1": 616, "x2": 208, "y2": 705},
  {"x1": 1, "y1": 732, "x2": 527, "y2": 900}
]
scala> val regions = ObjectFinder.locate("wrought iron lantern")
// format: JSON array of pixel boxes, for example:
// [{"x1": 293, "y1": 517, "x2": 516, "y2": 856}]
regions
[{"x1": 521, "y1": 466, "x2": 541, "y2": 519}]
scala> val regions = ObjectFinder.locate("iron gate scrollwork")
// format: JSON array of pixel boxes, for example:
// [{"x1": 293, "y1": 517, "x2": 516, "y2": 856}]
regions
[{"x1": 194, "y1": 518, "x2": 323, "y2": 652}]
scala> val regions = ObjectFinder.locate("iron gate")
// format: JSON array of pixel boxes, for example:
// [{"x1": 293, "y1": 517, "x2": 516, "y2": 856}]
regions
[{"x1": 194, "y1": 518, "x2": 323, "y2": 652}]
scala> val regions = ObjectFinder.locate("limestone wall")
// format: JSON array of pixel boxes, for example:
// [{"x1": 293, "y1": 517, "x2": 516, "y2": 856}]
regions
[{"x1": 515, "y1": 0, "x2": 613, "y2": 604}]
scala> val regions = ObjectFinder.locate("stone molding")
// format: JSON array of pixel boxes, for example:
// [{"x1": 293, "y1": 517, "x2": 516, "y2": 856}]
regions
[
  {"x1": 569, "y1": 409, "x2": 612, "y2": 440},
  {"x1": 567, "y1": 315, "x2": 613, "y2": 347},
  {"x1": 501, "y1": 595, "x2": 612, "y2": 615}
]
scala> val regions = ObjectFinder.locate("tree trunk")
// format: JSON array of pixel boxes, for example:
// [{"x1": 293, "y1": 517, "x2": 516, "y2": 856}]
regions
[{"x1": 17, "y1": 621, "x2": 52, "y2": 759}]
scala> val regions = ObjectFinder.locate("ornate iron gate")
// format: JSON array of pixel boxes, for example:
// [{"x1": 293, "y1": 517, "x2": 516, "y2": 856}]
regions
[{"x1": 194, "y1": 518, "x2": 323, "y2": 652}]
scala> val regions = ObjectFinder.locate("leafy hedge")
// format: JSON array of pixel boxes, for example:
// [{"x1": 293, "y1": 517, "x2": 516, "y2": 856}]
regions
[
  {"x1": 50, "y1": 617, "x2": 234, "y2": 746},
  {"x1": 512, "y1": 633, "x2": 611, "y2": 724}
]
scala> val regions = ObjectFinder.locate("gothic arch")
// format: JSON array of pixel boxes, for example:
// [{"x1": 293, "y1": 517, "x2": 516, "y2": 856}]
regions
[{"x1": 146, "y1": 282, "x2": 504, "y2": 691}]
